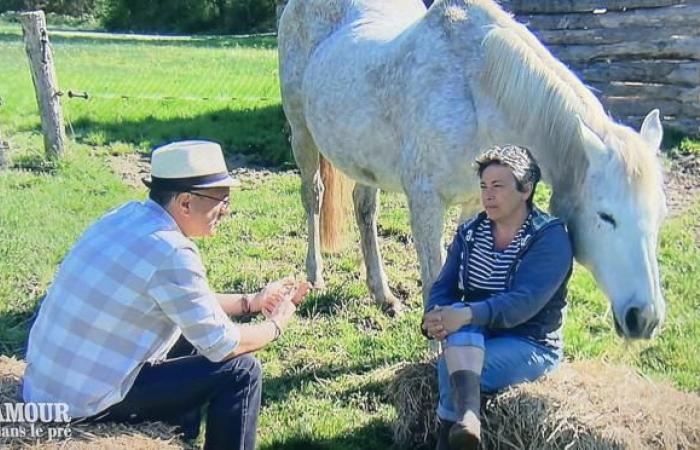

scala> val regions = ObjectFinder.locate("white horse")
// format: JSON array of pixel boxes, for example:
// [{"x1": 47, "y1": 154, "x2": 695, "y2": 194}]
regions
[{"x1": 278, "y1": 0, "x2": 667, "y2": 339}]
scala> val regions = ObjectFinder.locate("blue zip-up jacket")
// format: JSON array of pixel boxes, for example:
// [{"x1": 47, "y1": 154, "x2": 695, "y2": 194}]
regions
[{"x1": 427, "y1": 208, "x2": 573, "y2": 349}]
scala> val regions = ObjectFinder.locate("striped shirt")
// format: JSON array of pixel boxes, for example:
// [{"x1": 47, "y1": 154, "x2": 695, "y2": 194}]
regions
[
  {"x1": 467, "y1": 216, "x2": 532, "y2": 292},
  {"x1": 23, "y1": 200, "x2": 240, "y2": 418}
]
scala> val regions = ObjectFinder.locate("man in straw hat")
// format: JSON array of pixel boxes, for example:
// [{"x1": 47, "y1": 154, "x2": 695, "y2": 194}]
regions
[{"x1": 23, "y1": 140, "x2": 309, "y2": 449}]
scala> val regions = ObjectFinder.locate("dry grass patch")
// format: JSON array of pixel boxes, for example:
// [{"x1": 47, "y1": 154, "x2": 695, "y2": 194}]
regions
[
  {"x1": 388, "y1": 358, "x2": 700, "y2": 450},
  {"x1": 0, "y1": 356, "x2": 190, "y2": 449}
]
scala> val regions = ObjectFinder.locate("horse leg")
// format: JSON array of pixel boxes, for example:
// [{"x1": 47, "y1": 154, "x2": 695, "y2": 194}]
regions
[
  {"x1": 353, "y1": 184, "x2": 402, "y2": 316},
  {"x1": 406, "y1": 184, "x2": 446, "y2": 308},
  {"x1": 290, "y1": 124, "x2": 325, "y2": 289}
]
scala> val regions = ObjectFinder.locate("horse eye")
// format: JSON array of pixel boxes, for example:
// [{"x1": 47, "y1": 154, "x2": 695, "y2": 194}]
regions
[{"x1": 598, "y1": 212, "x2": 617, "y2": 228}]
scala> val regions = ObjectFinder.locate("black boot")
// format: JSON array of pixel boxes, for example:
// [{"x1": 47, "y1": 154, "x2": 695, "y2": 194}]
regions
[
  {"x1": 448, "y1": 370, "x2": 481, "y2": 450},
  {"x1": 436, "y1": 419, "x2": 454, "y2": 450}
]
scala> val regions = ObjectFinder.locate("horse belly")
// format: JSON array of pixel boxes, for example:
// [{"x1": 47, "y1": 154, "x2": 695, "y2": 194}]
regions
[{"x1": 302, "y1": 40, "x2": 404, "y2": 191}]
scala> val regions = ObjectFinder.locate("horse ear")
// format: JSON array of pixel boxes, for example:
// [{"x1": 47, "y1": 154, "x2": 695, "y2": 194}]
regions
[
  {"x1": 577, "y1": 115, "x2": 609, "y2": 167},
  {"x1": 640, "y1": 109, "x2": 663, "y2": 150}
]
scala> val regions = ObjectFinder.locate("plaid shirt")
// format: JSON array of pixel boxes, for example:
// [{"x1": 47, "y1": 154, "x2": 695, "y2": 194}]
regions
[{"x1": 23, "y1": 200, "x2": 240, "y2": 418}]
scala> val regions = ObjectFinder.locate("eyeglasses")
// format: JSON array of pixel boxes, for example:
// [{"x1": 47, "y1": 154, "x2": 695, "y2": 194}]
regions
[{"x1": 189, "y1": 191, "x2": 230, "y2": 209}]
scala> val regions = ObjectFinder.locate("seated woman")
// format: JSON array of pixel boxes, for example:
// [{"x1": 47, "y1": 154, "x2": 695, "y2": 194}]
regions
[{"x1": 422, "y1": 145, "x2": 573, "y2": 450}]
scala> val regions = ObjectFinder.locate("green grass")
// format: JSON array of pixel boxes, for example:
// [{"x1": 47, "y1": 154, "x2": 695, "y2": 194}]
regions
[
  {"x1": 0, "y1": 20, "x2": 289, "y2": 165},
  {"x1": 0, "y1": 141, "x2": 698, "y2": 448},
  {"x1": 1, "y1": 21, "x2": 699, "y2": 448},
  {"x1": 678, "y1": 137, "x2": 700, "y2": 156}
]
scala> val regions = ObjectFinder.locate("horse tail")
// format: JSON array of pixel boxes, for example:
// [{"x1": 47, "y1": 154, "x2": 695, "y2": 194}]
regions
[
  {"x1": 280, "y1": 0, "x2": 354, "y2": 251},
  {"x1": 320, "y1": 155, "x2": 353, "y2": 253}
]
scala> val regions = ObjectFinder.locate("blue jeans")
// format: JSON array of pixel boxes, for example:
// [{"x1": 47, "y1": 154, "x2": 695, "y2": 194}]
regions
[
  {"x1": 436, "y1": 319, "x2": 561, "y2": 422},
  {"x1": 90, "y1": 337, "x2": 262, "y2": 450}
]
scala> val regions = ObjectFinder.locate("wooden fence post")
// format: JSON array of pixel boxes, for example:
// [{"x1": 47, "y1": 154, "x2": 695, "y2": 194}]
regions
[
  {"x1": 276, "y1": 0, "x2": 288, "y2": 27},
  {"x1": 0, "y1": 128, "x2": 8, "y2": 170},
  {"x1": 19, "y1": 11, "x2": 66, "y2": 160}
]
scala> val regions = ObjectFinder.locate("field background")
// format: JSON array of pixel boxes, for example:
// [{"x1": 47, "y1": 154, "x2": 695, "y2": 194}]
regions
[{"x1": 0, "y1": 17, "x2": 699, "y2": 449}]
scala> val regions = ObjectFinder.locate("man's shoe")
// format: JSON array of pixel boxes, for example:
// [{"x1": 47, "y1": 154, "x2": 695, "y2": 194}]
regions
[{"x1": 178, "y1": 406, "x2": 202, "y2": 440}]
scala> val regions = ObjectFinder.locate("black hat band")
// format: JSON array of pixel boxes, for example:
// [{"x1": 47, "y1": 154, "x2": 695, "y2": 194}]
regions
[{"x1": 149, "y1": 172, "x2": 230, "y2": 191}]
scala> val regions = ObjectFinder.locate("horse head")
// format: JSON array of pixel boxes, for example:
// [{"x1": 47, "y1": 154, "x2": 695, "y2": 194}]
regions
[{"x1": 563, "y1": 110, "x2": 667, "y2": 339}]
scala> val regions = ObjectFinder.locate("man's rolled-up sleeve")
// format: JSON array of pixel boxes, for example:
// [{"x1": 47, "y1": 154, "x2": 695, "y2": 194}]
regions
[{"x1": 147, "y1": 247, "x2": 240, "y2": 362}]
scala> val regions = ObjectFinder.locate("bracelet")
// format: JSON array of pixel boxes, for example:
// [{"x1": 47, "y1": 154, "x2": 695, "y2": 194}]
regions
[
  {"x1": 241, "y1": 294, "x2": 251, "y2": 315},
  {"x1": 269, "y1": 318, "x2": 282, "y2": 341}
]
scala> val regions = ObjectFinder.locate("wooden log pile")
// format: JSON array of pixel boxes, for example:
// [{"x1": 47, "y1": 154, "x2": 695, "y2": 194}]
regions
[{"x1": 500, "y1": 0, "x2": 700, "y2": 137}]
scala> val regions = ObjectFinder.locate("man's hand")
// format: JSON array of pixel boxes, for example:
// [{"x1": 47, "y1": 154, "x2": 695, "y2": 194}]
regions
[
  {"x1": 253, "y1": 278, "x2": 312, "y2": 317},
  {"x1": 251, "y1": 280, "x2": 286, "y2": 316},
  {"x1": 269, "y1": 298, "x2": 297, "y2": 331},
  {"x1": 289, "y1": 281, "x2": 312, "y2": 306}
]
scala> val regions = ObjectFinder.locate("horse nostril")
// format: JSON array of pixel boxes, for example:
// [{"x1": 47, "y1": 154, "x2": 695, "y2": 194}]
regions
[{"x1": 625, "y1": 307, "x2": 642, "y2": 337}]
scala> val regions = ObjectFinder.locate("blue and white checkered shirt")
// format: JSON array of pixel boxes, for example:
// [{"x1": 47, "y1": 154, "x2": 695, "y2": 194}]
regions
[{"x1": 23, "y1": 199, "x2": 240, "y2": 418}]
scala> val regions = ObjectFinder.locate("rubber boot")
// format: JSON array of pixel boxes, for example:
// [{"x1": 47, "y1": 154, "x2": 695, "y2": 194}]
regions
[
  {"x1": 436, "y1": 419, "x2": 454, "y2": 450},
  {"x1": 448, "y1": 370, "x2": 481, "y2": 450}
]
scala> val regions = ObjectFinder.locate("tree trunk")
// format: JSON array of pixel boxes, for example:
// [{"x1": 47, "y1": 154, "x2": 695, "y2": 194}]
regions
[
  {"x1": 575, "y1": 61, "x2": 700, "y2": 87},
  {"x1": 603, "y1": 96, "x2": 700, "y2": 117},
  {"x1": 0, "y1": 128, "x2": 8, "y2": 170},
  {"x1": 548, "y1": 37, "x2": 700, "y2": 63},
  {"x1": 499, "y1": 0, "x2": 695, "y2": 14},
  {"x1": 622, "y1": 115, "x2": 700, "y2": 136},
  {"x1": 535, "y1": 26, "x2": 700, "y2": 46},
  {"x1": 590, "y1": 82, "x2": 700, "y2": 102},
  {"x1": 19, "y1": 11, "x2": 66, "y2": 160},
  {"x1": 520, "y1": 4, "x2": 700, "y2": 30},
  {"x1": 276, "y1": 0, "x2": 288, "y2": 27}
]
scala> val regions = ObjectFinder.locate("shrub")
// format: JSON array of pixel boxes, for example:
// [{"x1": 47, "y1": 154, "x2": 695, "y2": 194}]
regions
[
  {"x1": 102, "y1": 0, "x2": 276, "y2": 35},
  {"x1": 0, "y1": 0, "x2": 107, "y2": 17}
]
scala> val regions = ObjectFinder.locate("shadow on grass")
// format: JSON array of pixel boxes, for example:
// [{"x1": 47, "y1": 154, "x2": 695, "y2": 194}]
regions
[
  {"x1": 0, "y1": 296, "x2": 42, "y2": 358},
  {"x1": 58, "y1": 103, "x2": 292, "y2": 167},
  {"x1": 297, "y1": 286, "x2": 363, "y2": 318},
  {"x1": 259, "y1": 417, "x2": 394, "y2": 450},
  {"x1": 9, "y1": 153, "x2": 59, "y2": 174},
  {"x1": 263, "y1": 358, "x2": 393, "y2": 406}
]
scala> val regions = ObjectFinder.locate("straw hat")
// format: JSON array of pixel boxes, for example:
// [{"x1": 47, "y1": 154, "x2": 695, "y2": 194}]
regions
[{"x1": 143, "y1": 140, "x2": 239, "y2": 190}]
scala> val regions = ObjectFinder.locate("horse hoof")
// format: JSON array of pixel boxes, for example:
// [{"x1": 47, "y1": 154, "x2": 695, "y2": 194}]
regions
[
  {"x1": 383, "y1": 301, "x2": 404, "y2": 318},
  {"x1": 310, "y1": 279, "x2": 326, "y2": 290}
]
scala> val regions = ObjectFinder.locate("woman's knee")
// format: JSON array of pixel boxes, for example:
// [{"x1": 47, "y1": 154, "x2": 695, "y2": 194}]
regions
[
  {"x1": 481, "y1": 345, "x2": 559, "y2": 393},
  {"x1": 444, "y1": 328, "x2": 485, "y2": 349}
]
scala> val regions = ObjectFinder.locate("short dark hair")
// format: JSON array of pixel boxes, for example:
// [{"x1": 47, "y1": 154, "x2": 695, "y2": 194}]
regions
[
  {"x1": 148, "y1": 188, "x2": 182, "y2": 208},
  {"x1": 475, "y1": 145, "x2": 542, "y2": 208}
]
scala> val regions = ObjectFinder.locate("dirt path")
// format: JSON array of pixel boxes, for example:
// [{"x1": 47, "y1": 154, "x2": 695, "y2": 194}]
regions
[
  {"x1": 664, "y1": 153, "x2": 700, "y2": 244},
  {"x1": 664, "y1": 154, "x2": 700, "y2": 217},
  {"x1": 108, "y1": 152, "x2": 700, "y2": 240},
  {"x1": 108, "y1": 152, "x2": 292, "y2": 190}
]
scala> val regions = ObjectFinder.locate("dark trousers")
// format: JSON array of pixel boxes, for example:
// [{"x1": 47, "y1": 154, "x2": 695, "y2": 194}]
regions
[{"x1": 92, "y1": 337, "x2": 262, "y2": 450}]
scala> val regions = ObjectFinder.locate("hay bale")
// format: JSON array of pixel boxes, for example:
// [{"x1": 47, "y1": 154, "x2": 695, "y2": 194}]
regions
[
  {"x1": 386, "y1": 361, "x2": 440, "y2": 448},
  {"x1": 388, "y1": 358, "x2": 700, "y2": 450},
  {"x1": 0, "y1": 356, "x2": 191, "y2": 449}
]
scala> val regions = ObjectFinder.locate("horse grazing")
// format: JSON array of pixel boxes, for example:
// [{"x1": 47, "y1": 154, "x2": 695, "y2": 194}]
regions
[{"x1": 278, "y1": 0, "x2": 667, "y2": 339}]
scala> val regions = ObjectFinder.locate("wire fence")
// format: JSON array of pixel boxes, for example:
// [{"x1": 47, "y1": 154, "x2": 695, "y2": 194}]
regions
[{"x1": 0, "y1": 21, "x2": 290, "y2": 163}]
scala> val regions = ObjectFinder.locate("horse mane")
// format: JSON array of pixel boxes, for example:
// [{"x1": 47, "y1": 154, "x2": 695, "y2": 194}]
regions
[{"x1": 479, "y1": 18, "x2": 661, "y2": 190}]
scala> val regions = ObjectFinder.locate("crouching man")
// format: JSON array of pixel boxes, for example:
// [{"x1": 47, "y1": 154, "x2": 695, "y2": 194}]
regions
[{"x1": 23, "y1": 141, "x2": 310, "y2": 450}]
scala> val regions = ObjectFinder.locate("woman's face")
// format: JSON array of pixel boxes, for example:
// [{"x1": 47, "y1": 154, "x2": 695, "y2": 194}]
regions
[{"x1": 480, "y1": 164, "x2": 531, "y2": 223}]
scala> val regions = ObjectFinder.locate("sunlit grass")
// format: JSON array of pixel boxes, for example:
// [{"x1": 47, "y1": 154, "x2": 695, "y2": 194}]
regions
[{"x1": 0, "y1": 19, "x2": 698, "y2": 448}]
